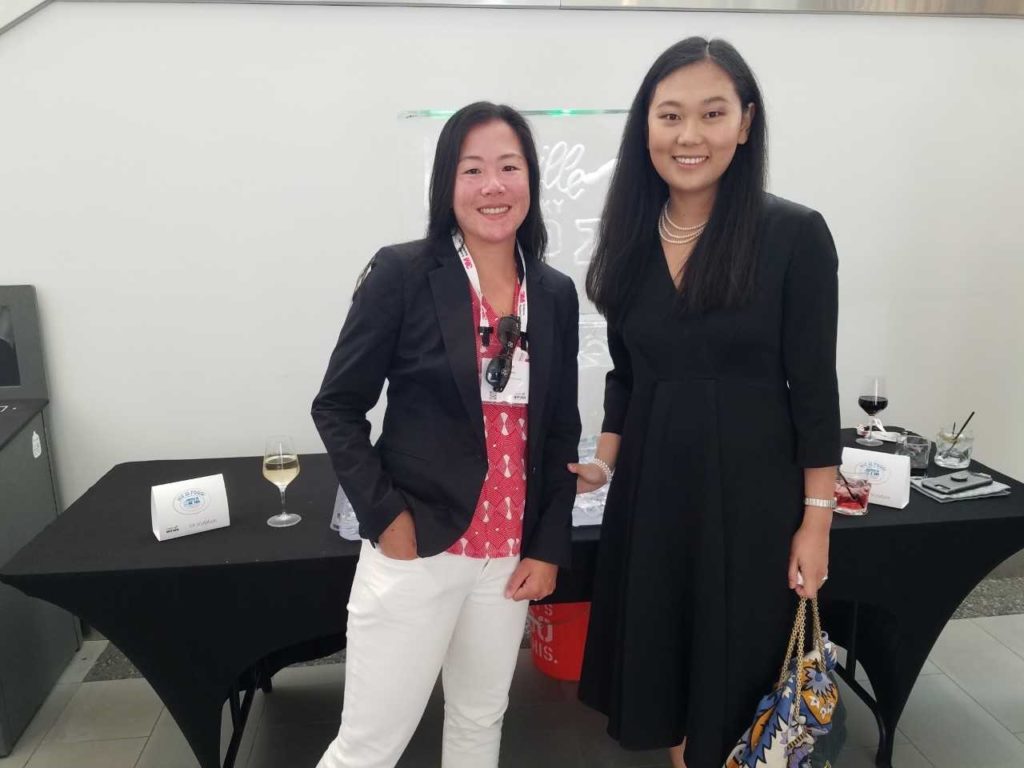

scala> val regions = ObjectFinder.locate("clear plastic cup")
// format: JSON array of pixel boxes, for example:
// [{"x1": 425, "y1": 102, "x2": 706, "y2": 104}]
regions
[
  {"x1": 896, "y1": 434, "x2": 931, "y2": 474},
  {"x1": 934, "y1": 425, "x2": 974, "y2": 470},
  {"x1": 835, "y1": 469, "x2": 871, "y2": 516}
]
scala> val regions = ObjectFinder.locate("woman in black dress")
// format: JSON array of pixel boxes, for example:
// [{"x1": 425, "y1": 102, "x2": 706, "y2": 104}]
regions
[{"x1": 571, "y1": 38, "x2": 841, "y2": 768}]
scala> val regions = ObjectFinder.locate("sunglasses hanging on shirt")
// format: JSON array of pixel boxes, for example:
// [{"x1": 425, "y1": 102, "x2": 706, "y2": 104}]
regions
[
  {"x1": 484, "y1": 315, "x2": 522, "y2": 393},
  {"x1": 453, "y1": 229, "x2": 530, "y2": 399},
  {"x1": 478, "y1": 318, "x2": 528, "y2": 352}
]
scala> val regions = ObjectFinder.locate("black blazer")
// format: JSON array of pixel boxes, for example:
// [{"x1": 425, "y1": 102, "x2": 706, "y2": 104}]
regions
[{"x1": 312, "y1": 237, "x2": 582, "y2": 567}]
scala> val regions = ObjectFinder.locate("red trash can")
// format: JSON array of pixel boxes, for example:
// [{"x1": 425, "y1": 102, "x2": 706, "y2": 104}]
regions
[{"x1": 528, "y1": 602, "x2": 591, "y2": 681}]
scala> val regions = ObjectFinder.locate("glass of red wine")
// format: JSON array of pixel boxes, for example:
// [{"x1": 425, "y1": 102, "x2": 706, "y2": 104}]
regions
[{"x1": 856, "y1": 375, "x2": 888, "y2": 447}]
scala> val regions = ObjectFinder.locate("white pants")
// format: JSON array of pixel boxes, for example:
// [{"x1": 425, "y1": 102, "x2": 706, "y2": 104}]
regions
[{"x1": 316, "y1": 540, "x2": 530, "y2": 768}]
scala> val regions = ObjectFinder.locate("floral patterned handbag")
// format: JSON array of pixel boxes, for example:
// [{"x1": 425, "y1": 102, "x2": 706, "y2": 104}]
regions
[{"x1": 724, "y1": 598, "x2": 839, "y2": 768}]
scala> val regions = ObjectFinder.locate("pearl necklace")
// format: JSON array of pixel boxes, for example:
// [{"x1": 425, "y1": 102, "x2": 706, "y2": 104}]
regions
[{"x1": 658, "y1": 203, "x2": 707, "y2": 245}]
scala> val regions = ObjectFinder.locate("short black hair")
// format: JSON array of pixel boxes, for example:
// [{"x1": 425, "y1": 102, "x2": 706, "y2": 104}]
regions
[{"x1": 427, "y1": 102, "x2": 547, "y2": 262}]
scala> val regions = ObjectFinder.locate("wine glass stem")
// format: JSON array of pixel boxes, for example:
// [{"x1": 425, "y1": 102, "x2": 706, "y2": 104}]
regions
[{"x1": 279, "y1": 487, "x2": 287, "y2": 518}]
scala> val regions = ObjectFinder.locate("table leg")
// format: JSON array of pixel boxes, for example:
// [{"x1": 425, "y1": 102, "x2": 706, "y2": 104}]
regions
[
  {"x1": 829, "y1": 601, "x2": 893, "y2": 767},
  {"x1": 256, "y1": 658, "x2": 274, "y2": 694},
  {"x1": 222, "y1": 674, "x2": 257, "y2": 768},
  {"x1": 834, "y1": 663, "x2": 893, "y2": 767}
]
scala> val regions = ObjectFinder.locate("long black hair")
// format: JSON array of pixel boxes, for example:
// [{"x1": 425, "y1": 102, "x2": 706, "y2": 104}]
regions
[
  {"x1": 586, "y1": 37, "x2": 767, "y2": 316},
  {"x1": 426, "y1": 102, "x2": 547, "y2": 263}
]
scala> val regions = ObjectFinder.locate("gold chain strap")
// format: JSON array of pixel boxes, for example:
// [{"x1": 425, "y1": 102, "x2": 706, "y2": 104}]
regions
[
  {"x1": 777, "y1": 599, "x2": 806, "y2": 687},
  {"x1": 810, "y1": 597, "x2": 827, "y2": 660},
  {"x1": 776, "y1": 598, "x2": 826, "y2": 689}
]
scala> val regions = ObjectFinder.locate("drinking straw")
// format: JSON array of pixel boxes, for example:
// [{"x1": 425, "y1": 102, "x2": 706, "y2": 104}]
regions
[{"x1": 837, "y1": 469, "x2": 865, "y2": 506}]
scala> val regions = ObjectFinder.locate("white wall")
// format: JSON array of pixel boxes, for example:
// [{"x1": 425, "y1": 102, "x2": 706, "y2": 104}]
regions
[
  {"x1": 0, "y1": 0, "x2": 48, "y2": 33},
  {"x1": 0, "y1": 2, "x2": 1022, "y2": 508}
]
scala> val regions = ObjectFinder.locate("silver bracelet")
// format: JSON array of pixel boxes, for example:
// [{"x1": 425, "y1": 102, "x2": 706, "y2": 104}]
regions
[
  {"x1": 804, "y1": 496, "x2": 837, "y2": 510},
  {"x1": 591, "y1": 458, "x2": 613, "y2": 486}
]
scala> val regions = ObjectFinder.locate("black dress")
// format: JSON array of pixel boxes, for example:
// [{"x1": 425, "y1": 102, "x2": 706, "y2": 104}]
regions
[{"x1": 578, "y1": 194, "x2": 842, "y2": 768}]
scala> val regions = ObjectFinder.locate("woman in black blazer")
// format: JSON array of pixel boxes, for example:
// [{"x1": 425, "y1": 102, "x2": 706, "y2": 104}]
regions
[{"x1": 312, "y1": 102, "x2": 581, "y2": 768}]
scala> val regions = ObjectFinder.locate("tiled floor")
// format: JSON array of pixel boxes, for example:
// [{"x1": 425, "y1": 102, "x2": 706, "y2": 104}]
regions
[{"x1": 3, "y1": 616, "x2": 1024, "y2": 768}]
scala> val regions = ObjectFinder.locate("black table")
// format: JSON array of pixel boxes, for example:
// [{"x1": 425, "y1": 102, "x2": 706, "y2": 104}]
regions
[{"x1": 2, "y1": 433, "x2": 1023, "y2": 768}]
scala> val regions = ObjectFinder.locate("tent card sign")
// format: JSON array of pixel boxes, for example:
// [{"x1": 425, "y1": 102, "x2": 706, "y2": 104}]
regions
[
  {"x1": 151, "y1": 474, "x2": 230, "y2": 541},
  {"x1": 841, "y1": 447, "x2": 911, "y2": 509}
]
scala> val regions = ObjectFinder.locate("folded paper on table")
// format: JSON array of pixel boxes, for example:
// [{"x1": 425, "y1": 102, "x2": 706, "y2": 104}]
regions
[
  {"x1": 841, "y1": 447, "x2": 910, "y2": 509},
  {"x1": 151, "y1": 474, "x2": 230, "y2": 541}
]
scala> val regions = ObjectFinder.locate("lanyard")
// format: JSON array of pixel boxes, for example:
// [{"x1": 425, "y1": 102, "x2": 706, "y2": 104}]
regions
[{"x1": 452, "y1": 230, "x2": 528, "y2": 341}]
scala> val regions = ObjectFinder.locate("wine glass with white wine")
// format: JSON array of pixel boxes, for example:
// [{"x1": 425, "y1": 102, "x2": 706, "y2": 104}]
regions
[{"x1": 264, "y1": 435, "x2": 301, "y2": 528}]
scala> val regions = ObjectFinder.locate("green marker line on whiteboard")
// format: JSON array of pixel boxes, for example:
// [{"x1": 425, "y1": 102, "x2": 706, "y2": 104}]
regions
[{"x1": 399, "y1": 108, "x2": 628, "y2": 119}]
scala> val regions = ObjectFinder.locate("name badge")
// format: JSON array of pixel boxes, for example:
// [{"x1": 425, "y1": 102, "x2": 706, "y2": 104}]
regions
[
  {"x1": 151, "y1": 474, "x2": 231, "y2": 541},
  {"x1": 480, "y1": 348, "x2": 530, "y2": 406}
]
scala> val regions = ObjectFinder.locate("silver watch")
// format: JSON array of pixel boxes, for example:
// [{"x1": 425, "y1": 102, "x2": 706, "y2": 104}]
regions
[{"x1": 804, "y1": 496, "x2": 837, "y2": 510}]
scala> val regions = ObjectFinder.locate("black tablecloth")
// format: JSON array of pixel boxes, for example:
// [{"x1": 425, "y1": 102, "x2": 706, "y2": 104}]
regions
[
  {"x1": 1, "y1": 454, "x2": 360, "y2": 768},
  {"x1": 3, "y1": 431, "x2": 1024, "y2": 768}
]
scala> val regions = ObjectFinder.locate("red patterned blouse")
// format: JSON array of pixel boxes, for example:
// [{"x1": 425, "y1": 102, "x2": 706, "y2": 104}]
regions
[{"x1": 447, "y1": 285, "x2": 528, "y2": 558}]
